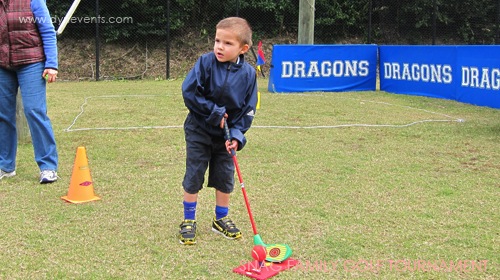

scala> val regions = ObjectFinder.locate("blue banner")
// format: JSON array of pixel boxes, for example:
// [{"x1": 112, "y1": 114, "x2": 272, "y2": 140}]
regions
[
  {"x1": 268, "y1": 45, "x2": 377, "y2": 93},
  {"x1": 456, "y1": 46, "x2": 500, "y2": 108},
  {"x1": 380, "y1": 46, "x2": 500, "y2": 109}
]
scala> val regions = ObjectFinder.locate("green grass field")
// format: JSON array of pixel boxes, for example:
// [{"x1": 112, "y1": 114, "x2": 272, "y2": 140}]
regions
[{"x1": 1, "y1": 79, "x2": 498, "y2": 279}]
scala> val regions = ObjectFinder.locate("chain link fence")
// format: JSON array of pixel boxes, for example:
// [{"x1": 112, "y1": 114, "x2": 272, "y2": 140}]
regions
[{"x1": 49, "y1": 0, "x2": 500, "y2": 81}]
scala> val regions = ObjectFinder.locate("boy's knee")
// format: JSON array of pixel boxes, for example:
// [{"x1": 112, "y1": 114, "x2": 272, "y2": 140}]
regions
[{"x1": 183, "y1": 185, "x2": 202, "y2": 194}]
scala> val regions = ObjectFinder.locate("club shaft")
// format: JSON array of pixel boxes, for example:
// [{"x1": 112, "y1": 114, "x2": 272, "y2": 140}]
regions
[
  {"x1": 231, "y1": 154, "x2": 259, "y2": 235},
  {"x1": 224, "y1": 119, "x2": 258, "y2": 235},
  {"x1": 224, "y1": 121, "x2": 291, "y2": 262}
]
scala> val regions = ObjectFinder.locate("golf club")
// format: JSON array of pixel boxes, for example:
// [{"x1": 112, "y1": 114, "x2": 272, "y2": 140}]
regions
[{"x1": 224, "y1": 119, "x2": 292, "y2": 263}]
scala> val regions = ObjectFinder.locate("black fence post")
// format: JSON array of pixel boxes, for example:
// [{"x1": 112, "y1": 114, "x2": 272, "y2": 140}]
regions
[
  {"x1": 166, "y1": 0, "x2": 171, "y2": 79},
  {"x1": 432, "y1": 0, "x2": 437, "y2": 45},
  {"x1": 95, "y1": 0, "x2": 100, "y2": 81},
  {"x1": 497, "y1": 0, "x2": 500, "y2": 44},
  {"x1": 368, "y1": 0, "x2": 372, "y2": 44}
]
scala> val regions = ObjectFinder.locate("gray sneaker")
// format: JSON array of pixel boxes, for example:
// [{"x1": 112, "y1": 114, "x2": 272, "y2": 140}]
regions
[
  {"x1": 179, "y1": 220, "x2": 197, "y2": 245},
  {"x1": 40, "y1": 170, "x2": 58, "y2": 184},
  {"x1": 211, "y1": 216, "x2": 242, "y2": 239},
  {"x1": 0, "y1": 170, "x2": 16, "y2": 180}
]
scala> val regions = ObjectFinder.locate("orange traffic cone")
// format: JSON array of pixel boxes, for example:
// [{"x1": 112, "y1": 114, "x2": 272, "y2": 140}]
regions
[{"x1": 61, "y1": 146, "x2": 101, "y2": 203}]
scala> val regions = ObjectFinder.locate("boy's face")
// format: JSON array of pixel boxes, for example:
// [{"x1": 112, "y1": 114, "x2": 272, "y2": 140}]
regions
[{"x1": 213, "y1": 28, "x2": 249, "y2": 63}]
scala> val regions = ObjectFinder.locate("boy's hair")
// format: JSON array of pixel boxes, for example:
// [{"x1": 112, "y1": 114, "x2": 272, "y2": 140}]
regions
[{"x1": 216, "y1": 17, "x2": 253, "y2": 47}]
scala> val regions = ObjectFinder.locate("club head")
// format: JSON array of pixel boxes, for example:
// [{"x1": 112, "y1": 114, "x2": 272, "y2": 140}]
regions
[
  {"x1": 253, "y1": 234, "x2": 293, "y2": 262},
  {"x1": 264, "y1": 243, "x2": 293, "y2": 263}
]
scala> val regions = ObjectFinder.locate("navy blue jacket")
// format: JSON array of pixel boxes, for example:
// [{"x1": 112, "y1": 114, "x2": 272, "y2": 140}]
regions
[{"x1": 182, "y1": 52, "x2": 257, "y2": 150}]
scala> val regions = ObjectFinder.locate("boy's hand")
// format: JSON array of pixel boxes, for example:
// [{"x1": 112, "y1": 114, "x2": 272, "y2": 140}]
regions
[
  {"x1": 219, "y1": 113, "x2": 228, "y2": 128},
  {"x1": 226, "y1": 139, "x2": 238, "y2": 154},
  {"x1": 222, "y1": 114, "x2": 237, "y2": 153}
]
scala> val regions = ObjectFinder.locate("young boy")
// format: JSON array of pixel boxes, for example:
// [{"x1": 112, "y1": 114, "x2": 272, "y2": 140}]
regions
[{"x1": 179, "y1": 17, "x2": 258, "y2": 245}]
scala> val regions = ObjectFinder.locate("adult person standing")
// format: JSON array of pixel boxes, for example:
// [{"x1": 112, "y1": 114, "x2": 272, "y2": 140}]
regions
[{"x1": 0, "y1": 0, "x2": 59, "y2": 183}]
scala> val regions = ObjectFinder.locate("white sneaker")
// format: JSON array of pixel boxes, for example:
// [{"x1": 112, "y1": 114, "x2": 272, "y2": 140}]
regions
[
  {"x1": 0, "y1": 170, "x2": 16, "y2": 180},
  {"x1": 40, "y1": 170, "x2": 58, "y2": 184}
]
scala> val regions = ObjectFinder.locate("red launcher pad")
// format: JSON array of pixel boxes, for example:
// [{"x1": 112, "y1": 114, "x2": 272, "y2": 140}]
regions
[{"x1": 233, "y1": 258, "x2": 298, "y2": 280}]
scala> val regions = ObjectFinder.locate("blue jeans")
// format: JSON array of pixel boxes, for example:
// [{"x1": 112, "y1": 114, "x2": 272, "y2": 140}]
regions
[{"x1": 0, "y1": 62, "x2": 58, "y2": 172}]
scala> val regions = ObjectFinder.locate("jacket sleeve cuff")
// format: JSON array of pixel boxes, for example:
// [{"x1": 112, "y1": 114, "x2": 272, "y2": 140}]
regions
[
  {"x1": 206, "y1": 104, "x2": 226, "y2": 126},
  {"x1": 230, "y1": 128, "x2": 246, "y2": 150}
]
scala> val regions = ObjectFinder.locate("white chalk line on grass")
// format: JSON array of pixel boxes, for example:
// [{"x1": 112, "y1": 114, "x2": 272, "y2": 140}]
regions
[
  {"x1": 64, "y1": 95, "x2": 183, "y2": 132},
  {"x1": 64, "y1": 94, "x2": 465, "y2": 132},
  {"x1": 254, "y1": 119, "x2": 462, "y2": 129}
]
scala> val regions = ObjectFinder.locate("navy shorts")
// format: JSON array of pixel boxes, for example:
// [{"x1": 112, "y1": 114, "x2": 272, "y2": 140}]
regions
[{"x1": 182, "y1": 114, "x2": 235, "y2": 194}]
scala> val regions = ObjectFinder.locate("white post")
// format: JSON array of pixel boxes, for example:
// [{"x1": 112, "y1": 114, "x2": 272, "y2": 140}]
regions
[{"x1": 298, "y1": 0, "x2": 315, "y2": 44}]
